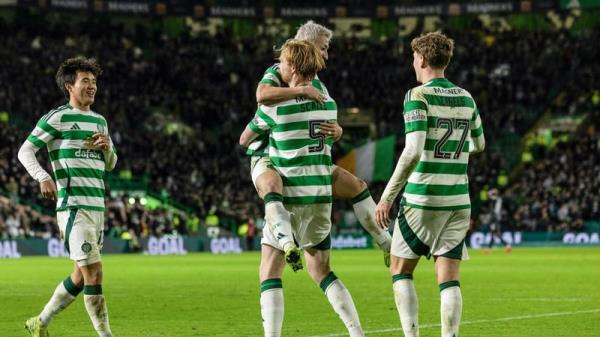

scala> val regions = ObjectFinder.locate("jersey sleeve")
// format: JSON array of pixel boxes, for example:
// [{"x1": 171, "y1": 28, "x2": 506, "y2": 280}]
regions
[
  {"x1": 470, "y1": 104, "x2": 484, "y2": 138},
  {"x1": 26, "y1": 112, "x2": 62, "y2": 149},
  {"x1": 100, "y1": 117, "x2": 118, "y2": 171},
  {"x1": 249, "y1": 106, "x2": 276, "y2": 134},
  {"x1": 258, "y1": 65, "x2": 283, "y2": 87},
  {"x1": 402, "y1": 88, "x2": 428, "y2": 134}
]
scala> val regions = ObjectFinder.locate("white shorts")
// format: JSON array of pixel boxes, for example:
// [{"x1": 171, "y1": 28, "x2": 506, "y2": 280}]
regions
[
  {"x1": 261, "y1": 203, "x2": 332, "y2": 250},
  {"x1": 57, "y1": 208, "x2": 104, "y2": 266},
  {"x1": 391, "y1": 206, "x2": 470, "y2": 260},
  {"x1": 250, "y1": 156, "x2": 276, "y2": 188}
]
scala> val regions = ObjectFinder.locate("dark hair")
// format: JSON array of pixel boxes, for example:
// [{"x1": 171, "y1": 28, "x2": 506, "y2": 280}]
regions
[{"x1": 55, "y1": 57, "x2": 102, "y2": 98}]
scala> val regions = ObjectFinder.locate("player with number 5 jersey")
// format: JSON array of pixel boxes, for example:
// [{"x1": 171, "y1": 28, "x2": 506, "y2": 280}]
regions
[
  {"x1": 240, "y1": 39, "x2": 365, "y2": 337},
  {"x1": 243, "y1": 21, "x2": 392, "y2": 274}
]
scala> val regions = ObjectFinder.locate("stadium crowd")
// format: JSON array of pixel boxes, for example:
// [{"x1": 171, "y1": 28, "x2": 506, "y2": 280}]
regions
[
  {"x1": 507, "y1": 120, "x2": 600, "y2": 232},
  {"x1": 1, "y1": 12, "x2": 599, "y2": 240}
]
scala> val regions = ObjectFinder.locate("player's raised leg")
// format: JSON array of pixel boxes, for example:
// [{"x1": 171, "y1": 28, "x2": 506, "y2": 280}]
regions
[
  {"x1": 332, "y1": 166, "x2": 392, "y2": 263},
  {"x1": 435, "y1": 257, "x2": 462, "y2": 337},
  {"x1": 304, "y1": 247, "x2": 364, "y2": 337},
  {"x1": 259, "y1": 244, "x2": 287, "y2": 337},
  {"x1": 253, "y1": 158, "x2": 302, "y2": 271}
]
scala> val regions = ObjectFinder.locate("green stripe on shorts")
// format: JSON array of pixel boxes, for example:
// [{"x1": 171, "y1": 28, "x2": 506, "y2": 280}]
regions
[
  {"x1": 440, "y1": 239, "x2": 465, "y2": 260},
  {"x1": 312, "y1": 233, "x2": 331, "y2": 251},
  {"x1": 64, "y1": 208, "x2": 78, "y2": 254},
  {"x1": 397, "y1": 207, "x2": 430, "y2": 257}
]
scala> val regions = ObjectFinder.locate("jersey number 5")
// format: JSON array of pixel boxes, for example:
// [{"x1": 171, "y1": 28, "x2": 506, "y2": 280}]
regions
[
  {"x1": 434, "y1": 118, "x2": 470, "y2": 159},
  {"x1": 309, "y1": 120, "x2": 326, "y2": 153}
]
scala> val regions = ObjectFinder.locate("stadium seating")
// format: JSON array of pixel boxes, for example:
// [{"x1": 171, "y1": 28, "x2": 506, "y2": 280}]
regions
[{"x1": 1, "y1": 12, "x2": 598, "y2": 239}]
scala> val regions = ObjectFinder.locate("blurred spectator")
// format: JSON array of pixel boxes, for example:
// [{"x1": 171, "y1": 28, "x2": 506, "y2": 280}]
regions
[{"x1": 0, "y1": 11, "x2": 598, "y2": 240}]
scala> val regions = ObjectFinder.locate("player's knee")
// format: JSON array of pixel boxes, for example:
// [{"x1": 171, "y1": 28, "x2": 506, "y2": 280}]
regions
[
  {"x1": 312, "y1": 268, "x2": 332, "y2": 285},
  {"x1": 390, "y1": 256, "x2": 418, "y2": 275},
  {"x1": 260, "y1": 268, "x2": 283, "y2": 282},
  {"x1": 262, "y1": 181, "x2": 281, "y2": 194},
  {"x1": 306, "y1": 260, "x2": 330, "y2": 283},
  {"x1": 91, "y1": 268, "x2": 103, "y2": 284},
  {"x1": 355, "y1": 178, "x2": 367, "y2": 193},
  {"x1": 332, "y1": 171, "x2": 367, "y2": 199},
  {"x1": 71, "y1": 272, "x2": 84, "y2": 287},
  {"x1": 308, "y1": 269, "x2": 328, "y2": 284},
  {"x1": 257, "y1": 174, "x2": 282, "y2": 196},
  {"x1": 83, "y1": 264, "x2": 103, "y2": 284},
  {"x1": 345, "y1": 175, "x2": 367, "y2": 196}
]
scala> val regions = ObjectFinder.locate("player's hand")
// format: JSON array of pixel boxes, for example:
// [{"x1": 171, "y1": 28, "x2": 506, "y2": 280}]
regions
[
  {"x1": 84, "y1": 133, "x2": 111, "y2": 151},
  {"x1": 302, "y1": 86, "x2": 326, "y2": 104},
  {"x1": 40, "y1": 178, "x2": 57, "y2": 201},
  {"x1": 319, "y1": 122, "x2": 342, "y2": 141},
  {"x1": 375, "y1": 200, "x2": 392, "y2": 229}
]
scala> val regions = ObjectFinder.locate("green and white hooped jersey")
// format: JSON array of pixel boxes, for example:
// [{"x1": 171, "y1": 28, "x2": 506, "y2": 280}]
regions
[
  {"x1": 402, "y1": 78, "x2": 484, "y2": 210},
  {"x1": 245, "y1": 64, "x2": 329, "y2": 157},
  {"x1": 249, "y1": 92, "x2": 337, "y2": 205},
  {"x1": 26, "y1": 104, "x2": 115, "y2": 211}
]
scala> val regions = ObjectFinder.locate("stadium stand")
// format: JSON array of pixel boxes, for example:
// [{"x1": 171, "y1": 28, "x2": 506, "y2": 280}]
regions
[{"x1": 0, "y1": 11, "x2": 598, "y2": 240}]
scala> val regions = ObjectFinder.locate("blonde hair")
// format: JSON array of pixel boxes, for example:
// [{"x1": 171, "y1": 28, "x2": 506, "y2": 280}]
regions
[
  {"x1": 294, "y1": 20, "x2": 333, "y2": 44},
  {"x1": 411, "y1": 32, "x2": 455, "y2": 69},
  {"x1": 278, "y1": 39, "x2": 326, "y2": 79}
]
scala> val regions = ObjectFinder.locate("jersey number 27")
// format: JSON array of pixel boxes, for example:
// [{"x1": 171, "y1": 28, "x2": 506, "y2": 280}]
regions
[{"x1": 434, "y1": 118, "x2": 470, "y2": 160}]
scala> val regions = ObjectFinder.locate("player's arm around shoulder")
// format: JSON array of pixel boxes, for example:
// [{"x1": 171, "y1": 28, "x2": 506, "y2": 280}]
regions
[
  {"x1": 257, "y1": 83, "x2": 326, "y2": 106},
  {"x1": 255, "y1": 65, "x2": 325, "y2": 105}
]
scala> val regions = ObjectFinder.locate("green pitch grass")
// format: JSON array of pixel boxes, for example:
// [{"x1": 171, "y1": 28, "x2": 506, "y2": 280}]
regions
[{"x1": 1, "y1": 247, "x2": 599, "y2": 336}]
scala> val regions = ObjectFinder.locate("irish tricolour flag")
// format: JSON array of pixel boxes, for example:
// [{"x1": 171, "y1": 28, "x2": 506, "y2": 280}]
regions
[{"x1": 336, "y1": 135, "x2": 396, "y2": 183}]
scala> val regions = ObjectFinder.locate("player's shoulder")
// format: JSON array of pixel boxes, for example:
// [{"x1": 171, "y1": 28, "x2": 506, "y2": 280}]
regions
[
  {"x1": 88, "y1": 110, "x2": 108, "y2": 121},
  {"x1": 404, "y1": 84, "x2": 428, "y2": 102},
  {"x1": 264, "y1": 63, "x2": 280, "y2": 74},
  {"x1": 260, "y1": 63, "x2": 283, "y2": 87},
  {"x1": 39, "y1": 104, "x2": 72, "y2": 123}
]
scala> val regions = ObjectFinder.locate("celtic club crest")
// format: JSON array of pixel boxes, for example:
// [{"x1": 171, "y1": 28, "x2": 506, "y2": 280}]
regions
[{"x1": 81, "y1": 241, "x2": 92, "y2": 253}]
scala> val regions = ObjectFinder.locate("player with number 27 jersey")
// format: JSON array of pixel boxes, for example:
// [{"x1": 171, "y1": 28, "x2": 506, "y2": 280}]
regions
[{"x1": 401, "y1": 79, "x2": 483, "y2": 210}]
